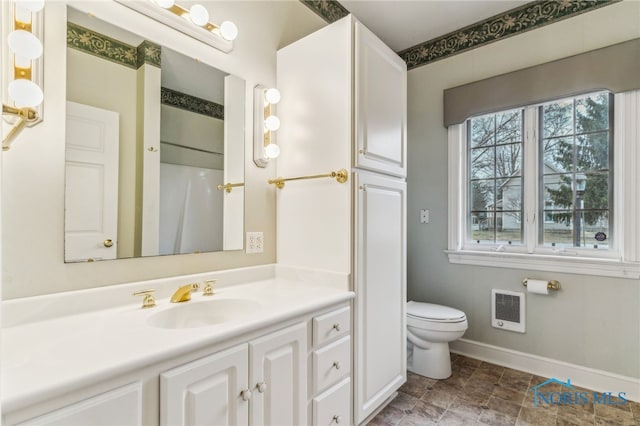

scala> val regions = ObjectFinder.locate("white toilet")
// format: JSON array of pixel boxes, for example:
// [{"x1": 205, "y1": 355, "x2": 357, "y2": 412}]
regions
[{"x1": 406, "y1": 301, "x2": 468, "y2": 379}]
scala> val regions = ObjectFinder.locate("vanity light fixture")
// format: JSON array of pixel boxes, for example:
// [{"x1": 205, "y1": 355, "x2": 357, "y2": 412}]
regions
[
  {"x1": 254, "y1": 85, "x2": 281, "y2": 167},
  {"x1": 115, "y1": 0, "x2": 238, "y2": 53},
  {"x1": 1, "y1": 0, "x2": 45, "y2": 151}
]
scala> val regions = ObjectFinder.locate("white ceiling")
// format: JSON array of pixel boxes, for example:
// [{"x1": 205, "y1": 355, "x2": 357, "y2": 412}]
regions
[{"x1": 339, "y1": 0, "x2": 529, "y2": 52}]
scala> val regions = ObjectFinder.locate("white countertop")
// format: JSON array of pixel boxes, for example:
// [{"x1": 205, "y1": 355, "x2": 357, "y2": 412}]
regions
[{"x1": 1, "y1": 265, "x2": 354, "y2": 413}]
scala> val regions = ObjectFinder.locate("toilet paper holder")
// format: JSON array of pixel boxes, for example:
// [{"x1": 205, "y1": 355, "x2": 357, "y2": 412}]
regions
[{"x1": 522, "y1": 278, "x2": 561, "y2": 291}]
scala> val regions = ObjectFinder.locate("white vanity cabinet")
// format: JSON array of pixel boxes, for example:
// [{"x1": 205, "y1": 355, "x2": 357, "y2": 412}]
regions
[
  {"x1": 3, "y1": 297, "x2": 353, "y2": 426},
  {"x1": 1, "y1": 263, "x2": 355, "y2": 426},
  {"x1": 161, "y1": 322, "x2": 307, "y2": 426}
]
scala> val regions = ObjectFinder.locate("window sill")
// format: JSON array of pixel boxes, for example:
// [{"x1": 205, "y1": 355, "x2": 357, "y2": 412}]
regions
[{"x1": 445, "y1": 250, "x2": 640, "y2": 279}]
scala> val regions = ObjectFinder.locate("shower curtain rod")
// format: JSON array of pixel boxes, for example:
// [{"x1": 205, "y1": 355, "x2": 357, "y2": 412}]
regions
[{"x1": 160, "y1": 141, "x2": 224, "y2": 156}]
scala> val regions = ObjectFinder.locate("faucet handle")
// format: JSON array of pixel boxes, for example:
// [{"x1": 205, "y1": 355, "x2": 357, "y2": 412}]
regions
[
  {"x1": 190, "y1": 282, "x2": 200, "y2": 292},
  {"x1": 203, "y1": 279, "x2": 217, "y2": 296},
  {"x1": 133, "y1": 289, "x2": 156, "y2": 309}
]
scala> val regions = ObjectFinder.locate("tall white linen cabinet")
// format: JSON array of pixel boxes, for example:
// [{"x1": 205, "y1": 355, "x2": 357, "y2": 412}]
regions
[{"x1": 276, "y1": 15, "x2": 407, "y2": 425}]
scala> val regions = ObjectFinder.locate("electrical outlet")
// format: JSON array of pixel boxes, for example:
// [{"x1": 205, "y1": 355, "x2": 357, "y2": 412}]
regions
[
  {"x1": 420, "y1": 209, "x2": 430, "y2": 224},
  {"x1": 246, "y1": 232, "x2": 264, "y2": 254}
]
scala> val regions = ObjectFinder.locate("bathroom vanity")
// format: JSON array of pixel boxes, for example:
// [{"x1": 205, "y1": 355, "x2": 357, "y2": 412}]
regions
[
  {"x1": 1, "y1": 3, "x2": 405, "y2": 425},
  {"x1": 1, "y1": 265, "x2": 354, "y2": 425}
]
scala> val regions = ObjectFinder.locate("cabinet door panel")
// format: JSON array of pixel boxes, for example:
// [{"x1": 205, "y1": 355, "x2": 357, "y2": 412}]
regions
[
  {"x1": 355, "y1": 21, "x2": 407, "y2": 177},
  {"x1": 15, "y1": 382, "x2": 142, "y2": 426},
  {"x1": 354, "y1": 172, "x2": 407, "y2": 423},
  {"x1": 249, "y1": 322, "x2": 307, "y2": 426},
  {"x1": 161, "y1": 344, "x2": 249, "y2": 426}
]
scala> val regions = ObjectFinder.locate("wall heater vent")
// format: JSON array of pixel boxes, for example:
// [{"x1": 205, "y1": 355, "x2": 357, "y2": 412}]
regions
[{"x1": 491, "y1": 289, "x2": 525, "y2": 333}]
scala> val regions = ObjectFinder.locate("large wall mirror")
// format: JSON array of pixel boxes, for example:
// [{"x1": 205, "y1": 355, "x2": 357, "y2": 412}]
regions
[{"x1": 64, "y1": 7, "x2": 245, "y2": 262}]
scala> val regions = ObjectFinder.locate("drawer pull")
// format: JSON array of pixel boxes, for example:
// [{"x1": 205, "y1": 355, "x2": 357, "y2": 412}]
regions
[
  {"x1": 240, "y1": 389, "x2": 252, "y2": 401},
  {"x1": 332, "y1": 361, "x2": 341, "y2": 370},
  {"x1": 332, "y1": 323, "x2": 341, "y2": 332},
  {"x1": 333, "y1": 415, "x2": 341, "y2": 424},
  {"x1": 256, "y1": 382, "x2": 267, "y2": 393}
]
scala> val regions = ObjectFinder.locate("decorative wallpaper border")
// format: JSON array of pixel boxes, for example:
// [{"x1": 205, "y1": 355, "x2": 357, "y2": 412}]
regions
[
  {"x1": 398, "y1": 0, "x2": 619, "y2": 70},
  {"x1": 137, "y1": 40, "x2": 162, "y2": 68},
  {"x1": 67, "y1": 22, "x2": 161, "y2": 69},
  {"x1": 300, "y1": 0, "x2": 349, "y2": 23},
  {"x1": 298, "y1": 0, "x2": 619, "y2": 70},
  {"x1": 161, "y1": 87, "x2": 224, "y2": 120}
]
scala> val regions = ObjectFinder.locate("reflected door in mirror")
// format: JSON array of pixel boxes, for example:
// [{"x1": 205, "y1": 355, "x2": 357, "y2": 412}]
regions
[{"x1": 65, "y1": 102, "x2": 119, "y2": 262}]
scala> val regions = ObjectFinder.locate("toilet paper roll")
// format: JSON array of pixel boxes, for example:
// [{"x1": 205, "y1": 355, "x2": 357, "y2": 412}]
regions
[{"x1": 526, "y1": 279, "x2": 549, "y2": 295}]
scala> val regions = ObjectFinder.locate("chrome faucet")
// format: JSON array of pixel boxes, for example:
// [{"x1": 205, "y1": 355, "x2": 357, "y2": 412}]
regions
[{"x1": 170, "y1": 283, "x2": 199, "y2": 303}]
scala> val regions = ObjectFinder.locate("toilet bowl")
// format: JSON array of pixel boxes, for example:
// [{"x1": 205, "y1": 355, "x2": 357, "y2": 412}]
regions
[{"x1": 406, "y1": 301, "x2": 468, "y2": 379}]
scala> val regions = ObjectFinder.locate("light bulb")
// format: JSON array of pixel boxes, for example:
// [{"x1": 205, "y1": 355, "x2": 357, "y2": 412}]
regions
[
  {"x1": 265, "y1": 143, "x2": 280, "y2": 159},
  {"x1": 265, "y1": 88, "x2": 281, "y2": 105},
  {"x1": 189, "y1": 4, "x2": 209, "y2": 26},
  {"x1": 219, "y1": 21, "x2": 238, "y2": 41},
  {"x1": 15, "y1": 0, "x2": 44, "y2": 12},
  {"x1": 264, "y1": 115, "x2": 280, "y2": 131},
  {"x1": 8, "y1": 79, "x2": 43, "y2": 107},
  {"x1": 8, "y1": 30, "x2": 43, "y2": 59},
  {"x1": 155, "y1": 0, "x2": 175, "y2": 8}
]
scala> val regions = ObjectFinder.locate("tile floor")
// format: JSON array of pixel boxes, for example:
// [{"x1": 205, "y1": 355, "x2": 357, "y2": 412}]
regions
[{"x1": 368, "y1": 354, "x2": 640, "y2": 426}]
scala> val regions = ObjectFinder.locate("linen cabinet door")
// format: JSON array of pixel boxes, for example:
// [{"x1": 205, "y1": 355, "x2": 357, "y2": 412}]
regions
[
  {"x1": 354, "y1": 21, "x2": 407, "y2": 177},
  {"x1": 354, "y1": 172, "x2": 407, "y2": 424},
  {"x1": 249, "y1": 322, "x2": 307, "y2": 426},
  {"x1": 160, "y1": 344, "x2": 249, "y2": 426}
]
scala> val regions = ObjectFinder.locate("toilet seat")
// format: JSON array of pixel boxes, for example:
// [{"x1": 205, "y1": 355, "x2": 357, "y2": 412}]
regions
[{"x1": 407, "y1": 301, "x2": 466, "y2": 323}]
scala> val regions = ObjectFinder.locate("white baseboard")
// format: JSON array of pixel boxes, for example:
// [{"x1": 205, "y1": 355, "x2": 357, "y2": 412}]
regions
[{"x1": 450, "y1": 338, "x2": 640, "y2": 402}]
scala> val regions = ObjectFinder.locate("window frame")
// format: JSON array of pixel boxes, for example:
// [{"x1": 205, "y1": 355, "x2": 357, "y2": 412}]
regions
[{"x1": 446, "y1": 91, "x2": 640, "y2": 279}]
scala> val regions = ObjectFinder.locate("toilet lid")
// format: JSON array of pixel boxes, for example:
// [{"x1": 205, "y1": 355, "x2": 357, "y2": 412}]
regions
[{"x1": 407, "y1": 301, "x2": 466, "y2": 322}]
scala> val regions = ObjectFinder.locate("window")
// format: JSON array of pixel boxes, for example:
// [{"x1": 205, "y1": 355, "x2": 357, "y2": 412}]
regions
[
  {"x1": 539, "y1": 92, "x2": 612, "y2": 250},
  {"x1": 447, "y1": 90, "x2": 640, "y2": 278},
  {"x1": 468, "y1": 109, "x2": 524, "y2": 245}
]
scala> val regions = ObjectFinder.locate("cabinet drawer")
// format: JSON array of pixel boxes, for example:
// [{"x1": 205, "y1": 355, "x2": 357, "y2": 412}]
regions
[
  {"x1": 313, "y1": 306, "x2": 350, "y2": 347},
  {"x1": 313, "y1": 336, "x2": 350, "y2": 393},
  {"x1": 312, "y1": 378, "x2": 351, "y2": 426}
]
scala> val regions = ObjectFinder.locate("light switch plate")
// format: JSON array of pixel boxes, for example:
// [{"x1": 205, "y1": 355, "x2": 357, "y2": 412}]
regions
[{"x1": 246, "y1": 232, "x2": 264, "y2": 254}]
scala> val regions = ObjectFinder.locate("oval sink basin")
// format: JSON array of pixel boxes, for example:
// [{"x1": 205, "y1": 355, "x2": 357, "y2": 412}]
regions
[{"x1": 147, "y1": 298, "x2": 262, "y2": 329}]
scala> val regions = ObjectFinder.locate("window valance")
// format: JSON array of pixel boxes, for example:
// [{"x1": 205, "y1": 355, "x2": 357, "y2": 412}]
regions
[{"x1": 443, "y1": 38, "x2": 640, "y2": 127}]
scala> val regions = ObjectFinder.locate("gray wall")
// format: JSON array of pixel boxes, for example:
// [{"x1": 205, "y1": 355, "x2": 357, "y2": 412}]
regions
[{"x1": 406, "y1": 1, "x2": 640, "y2": 378}]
